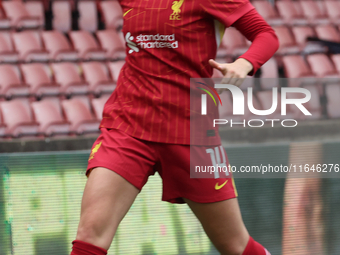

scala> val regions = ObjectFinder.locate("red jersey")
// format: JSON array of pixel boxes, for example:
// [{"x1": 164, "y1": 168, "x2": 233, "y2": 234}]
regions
[{"x1": 100, "y1": 0, "x2": 254, "y2": 145}]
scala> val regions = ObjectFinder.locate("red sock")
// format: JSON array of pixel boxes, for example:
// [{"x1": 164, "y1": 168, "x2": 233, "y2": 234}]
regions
[
  {"x1": 70, "y1": 240, "x2": 107, "y2": 255},
  {"x1": 242, "y1": 236, "x2": 271, "y2": 255}
]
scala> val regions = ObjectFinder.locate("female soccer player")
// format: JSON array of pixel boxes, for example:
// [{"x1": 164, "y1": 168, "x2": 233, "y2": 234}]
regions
[{"x1": 70, "y1": 0, "x2": 279, "y2": 254}]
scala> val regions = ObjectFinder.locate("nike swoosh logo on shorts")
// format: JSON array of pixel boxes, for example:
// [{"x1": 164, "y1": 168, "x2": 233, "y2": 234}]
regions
[{"x1": 215, "y1": 180, "x2": 228, "y2": 190}]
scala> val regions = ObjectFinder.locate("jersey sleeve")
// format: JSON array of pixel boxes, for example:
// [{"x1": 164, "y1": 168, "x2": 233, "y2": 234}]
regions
[
  {"x1": 233, "y1": 9, "x2": 279, "y2": 75},
  {"x1": 199, "y1": 0, "x2": 255, "y2": 27}
]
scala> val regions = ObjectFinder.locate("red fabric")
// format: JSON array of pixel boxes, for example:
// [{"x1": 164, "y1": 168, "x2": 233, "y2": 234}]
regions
[
  {"x1": 242, "y1": 236, "x2": 271, "y2": 255},
  {"x1": 101, "y1": 0, "x2": 277, "y2": 145},
  {"x1": 100, "y1": 0, "x2": 253, "y2": 145},
  {"x1": 87, "y1": 128, "x2": 237, "y2": 204},
  {"x1": 233, "y1": 9, "x2": 279, "y2": 75},
  {"x1": 70, "y1": 240, "x2": 107, "y2": 255}
]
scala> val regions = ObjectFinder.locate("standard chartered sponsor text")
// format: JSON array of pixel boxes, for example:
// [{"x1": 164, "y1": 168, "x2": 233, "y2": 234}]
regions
[
  {"x1": 195, "y1": 164, "x2": 340, "y2": 175},
  {"x1": 136, "y1": 34, "x2": 178, "y2": 49}
]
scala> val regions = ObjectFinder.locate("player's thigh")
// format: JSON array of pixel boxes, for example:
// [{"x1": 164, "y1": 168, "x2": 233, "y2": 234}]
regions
[
  {"x1": 184, "y1": 197, "x2": 249, "y2": 255},
  {"x1": 77, "y1": 167, "x2": 139, "y2": 250}
]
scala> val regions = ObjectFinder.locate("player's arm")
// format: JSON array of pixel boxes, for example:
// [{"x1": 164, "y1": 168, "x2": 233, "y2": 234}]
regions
[{"x1": 209, "y1": 9, "x2": 279, "y2": 87}]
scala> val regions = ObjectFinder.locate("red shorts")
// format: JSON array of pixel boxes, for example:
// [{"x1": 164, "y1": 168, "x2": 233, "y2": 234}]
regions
[{"x1": 87, "y1": 128, "x2": 237, "y2": 204}]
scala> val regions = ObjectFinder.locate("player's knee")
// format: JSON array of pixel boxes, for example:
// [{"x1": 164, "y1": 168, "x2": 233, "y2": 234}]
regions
[
  {"x1": 76, "y1": 225, "x2": 96, "y2": 243},
  {"x1": 75, "y1": 217, "x2": 116, "y2": 251},
  {"x1": 76, "y1": 220, "x2": 105, "y2": 244}
]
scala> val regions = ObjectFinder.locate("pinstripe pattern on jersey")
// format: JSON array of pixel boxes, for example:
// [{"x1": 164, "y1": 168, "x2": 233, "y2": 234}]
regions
[{"x1": 101, "y1": 0, "x2": 254, "y2": 145}]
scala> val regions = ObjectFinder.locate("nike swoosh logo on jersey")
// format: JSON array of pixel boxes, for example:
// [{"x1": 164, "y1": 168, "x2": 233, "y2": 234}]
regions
[{"x1": 215, "y1": 180, "x2": 228, "y2": 190}]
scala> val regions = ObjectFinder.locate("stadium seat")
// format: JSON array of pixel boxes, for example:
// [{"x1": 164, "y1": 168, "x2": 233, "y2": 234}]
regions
[
  {"x1": 299, "y1": 1, "x2": 330, "y2": 25},
  {"x1": 282, "y1": 55, "x2": 314, "y2": 78},
  {"x1": 39, "y1": 96, "x2": 64, "y2": 116},
  {"x1": 61, "y1": 98, "x2": 100, "y2": 134},
  {"x1": 325, "y1": 83, "x2": 340, "y2": 118},
  {"x1": 71, "y1": 95, "x2": 92, "y2": 112},
  {"x1": 99, "y1": 1, "x2": 123, "y2": 31},
  {"x1": 107, "y1": 61, "x2": 125, "y2": 83},
  {"x1": 252, "y1": 1, "x2": 285, "y2": 26},
  {"x1": 315, "y1": 24, "x2": 340, "y2": 42},
  {"x1": 69, "y1": 31, "x2": 107, "y2": 61},
  {"x1": 2, "y1": 1, "x2": 42, "y2": 29},
  {"x1": 273, "y1": 26, "x2": 300, "y2": 55},
  {"x1": 81, "y1": 62, "x2": 116, "y2": 94},
  {"x1": 31, "y1": 99, "x2": 71, "y2": 136},
  {"x1": 293, "y1": 1, "x2": 304, "y2": 17},
  {"x1": 51, "y1": 62, "x2": 89, "y2": 95},
  {"x1": 0, "y1": 32, "x2": 19, "y2": 63},
  {"x1": 291, "y1": 26, "x2": 315, "y2": 46},
  {"x1": 12, "y1": 31, "x2": 49, "y2": 62},
  {"x1": 292, "y1": 26, "x2": 318, "y2": 53},
  {"x1": 324, "y1": 1, "x2": 340, "y2": 25},
  {"x1": 276, "y1": 1, "x2": 308, "y2": 25},
  {"x1": 21, "y1": 63, "x2": 60, "y2": 97},
  {"x1": 52, "y1": 1, "x2": 72, "y2": 32},
  {"x1": 330, "y1": 54, "x2": 340, "y2": 73},
  {"x1": 291, "y1": 26, "x2": 326, "y2": 54},
  {"x1": 91, "y1": 94, "x2": 110, "y2": 120},
  {"x1": 0, "y1": 99, "x2": 39, "y2": 137},
  {"x1": 220, "y1": 27, "x2": 249, "y2": 56},
  {"x1": 307, "y1": 54, "x2": 339, "y2": 77},
  {"x1": 282, "y1": 55, "x2": 316, "y2": 87},
  {"x1": 0, "y1": 7, "x2": 11, "y2": 30},
  {"x1": 96, "y1": 30, "x2": 126, "y2": 60},
  {"x1": 78, "y1": 1, "x2": 98, "y2": 32},
  {"x1": 25, "y1": 1, "x2": 45, "y2": 26},
  {"x1": 259, "y1": 58, "x2": 280, "y2": 90},
  {"x1": 316, "y1": 1, "x2": 327, "y2": 17},
  {"x1": 0, "y1": 64, "x2": 30, "y2": 98},
  {"x1": 41, "y1": 31, "x2": 79, "y2": 61}
]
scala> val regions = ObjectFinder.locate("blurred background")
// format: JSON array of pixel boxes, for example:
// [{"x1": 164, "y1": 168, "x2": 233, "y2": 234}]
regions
[{"x1": 0, "y1": 0, "x2": 340, "y2": 254}]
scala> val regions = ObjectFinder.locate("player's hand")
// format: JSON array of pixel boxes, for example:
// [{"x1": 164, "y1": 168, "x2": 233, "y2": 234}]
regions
[{"x1": 209, "y1": 58, "x2": 253, "y2": 92}]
